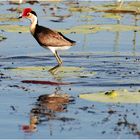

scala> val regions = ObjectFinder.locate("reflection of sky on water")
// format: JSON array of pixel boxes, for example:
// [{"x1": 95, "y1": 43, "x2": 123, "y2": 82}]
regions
[{"x1": 1, "y1": 1, "x2": 140, "y2": 139}]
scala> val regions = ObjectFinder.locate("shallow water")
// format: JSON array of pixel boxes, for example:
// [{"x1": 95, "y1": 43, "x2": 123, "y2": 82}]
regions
[{"x1": 1, "y1": 0, "x2": 140, "y2": 139}]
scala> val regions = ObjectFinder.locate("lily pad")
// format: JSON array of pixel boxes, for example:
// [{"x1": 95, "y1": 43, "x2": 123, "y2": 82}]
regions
[
  {"x1": 59, "y1": 24, "x2": 140, "y2": 34},
  {"x1": 7, "y1": 66, "x2": 96, "y2": 78},
  {"x1": 80, "y1": 2, "x2": 140, "y2": 15},
  {"x1": 10, "y1": 66, "x2": 83, "y2": 71},
  {"x1": 8, "y1": 66, "x2": 84, "y2": 78},
  {"x1": 1, "y1": 24, "x2": 140, "y2": 34},
  {"x1": 0, "y1": 25, "x2": 29, "y2": 32},
  {"x1": 0, "y1": 14, "x2": 19, "y2": 22},
  {"x1": 79, "y1": 89, "x2": 140, "y2": 104},
  {"x1": 69, "y1": 2, "x2": 140, "y2": 15},
  {"x1": 127, "y1": 1, "x2": 140, "y2": 8},
  {"x1": 102, "y1": 13, "x2": 122, "y2": 20},
  {"x1": 69, "y1": 6, "x2": 96, "y2": 12},
  {"x1": 102, "y1": 9, "x2": 140, "y2": 14}
]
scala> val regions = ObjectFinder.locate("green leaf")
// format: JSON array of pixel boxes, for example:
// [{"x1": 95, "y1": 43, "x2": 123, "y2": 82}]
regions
[
  {"x1": 0, "y1": 25, "x2": 29, "y2": 32},
  {"x1": 79, "y1": 89, "x2": 140, "y2": 104},
  {"x1": 58, "y1": 24, "x2": 140, "y2": 34}
]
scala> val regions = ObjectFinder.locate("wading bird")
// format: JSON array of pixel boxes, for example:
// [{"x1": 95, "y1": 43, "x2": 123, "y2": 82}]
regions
[
  {"x1": 117, "y1": 0, "x2": 123, "y2": 8},
  {"x1": 19, "y1": 8, "x2": 76, "y2": 72}
]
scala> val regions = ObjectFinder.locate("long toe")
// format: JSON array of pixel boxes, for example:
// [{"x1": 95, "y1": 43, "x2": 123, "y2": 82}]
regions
[{"x1": 48, "y1": 64, "x2": 61, "y2": 73}]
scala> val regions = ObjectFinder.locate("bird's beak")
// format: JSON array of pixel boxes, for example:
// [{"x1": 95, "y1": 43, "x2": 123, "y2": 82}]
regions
[{"x1": 18, "y1": 16, "x2": 22, "y2": 19}]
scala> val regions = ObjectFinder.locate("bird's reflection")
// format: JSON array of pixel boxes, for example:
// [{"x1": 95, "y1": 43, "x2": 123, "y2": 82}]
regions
[{"x1": 22, "y1": 88, "x2": 75, "y2": 133}]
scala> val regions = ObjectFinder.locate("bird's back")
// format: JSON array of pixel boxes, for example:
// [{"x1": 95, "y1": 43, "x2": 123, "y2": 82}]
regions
[{"x1": 33, "y1": 25, "x2": 76, "y2": 47}]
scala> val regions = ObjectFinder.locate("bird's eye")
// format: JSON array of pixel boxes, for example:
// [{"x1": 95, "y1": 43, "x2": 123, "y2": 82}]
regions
[{"x1": 27, "y1": 13, "x2": 30, "y2": 16}]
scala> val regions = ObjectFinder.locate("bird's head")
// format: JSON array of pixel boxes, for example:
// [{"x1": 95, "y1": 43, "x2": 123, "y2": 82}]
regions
[{"x1": 19, "y1": 8, "x2": 37, "y2": 20}]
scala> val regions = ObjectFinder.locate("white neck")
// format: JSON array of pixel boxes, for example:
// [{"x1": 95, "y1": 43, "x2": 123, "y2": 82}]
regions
[{"x1": 29, "y1": 15, "x2": 38, "y2": 35}]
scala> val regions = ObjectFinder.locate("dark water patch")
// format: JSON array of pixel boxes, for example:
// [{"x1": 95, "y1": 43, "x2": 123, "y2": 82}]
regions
[
  {"x1": 115, "y1": 115, "x2": 140, "y2": 138},
  {"x1": 8, "y1": 84, "x2": 31, "y2": 92},
  {"x1": 0, "y1": 56, "x2": 50, "y2": 61},
  {"x1": 78, "y1": 105, "x2": 95, "y2": 114},
  {"x1": 55, "y1": 117, "x2": 75, "y2": 122},
  {"x1": 81, "y1": 82, "x2": 140, "y2": 87},
  {"x1": 79, "y1": 104, "x2": 94, "y2": 111},
  {"x1": 0, "y1": 72, "x2": 11, "y2": 79}
]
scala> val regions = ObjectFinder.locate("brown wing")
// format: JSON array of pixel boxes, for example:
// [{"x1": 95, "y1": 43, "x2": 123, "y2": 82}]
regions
[{"x1": 34, "y1": 25, "x2": 75, "y2": 47}]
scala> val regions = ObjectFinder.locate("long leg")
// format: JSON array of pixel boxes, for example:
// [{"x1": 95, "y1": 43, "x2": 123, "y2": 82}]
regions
[
  {"x1": 49, "y1": 51, "x2": 63, "y2": 72},
  {"x1": 119, "y1": 1, "x2": 123, "y2": 8},
  {"x1": 116, "y1": 0, "x2": 123, "y2": 9},
  {"x1": 55, "y1": 51, "x2": 63, "y2": 65}
]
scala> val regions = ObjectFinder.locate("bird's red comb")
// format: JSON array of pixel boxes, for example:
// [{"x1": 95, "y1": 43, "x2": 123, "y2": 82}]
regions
[{"x1": 22, "y1": 8, "x2": 32, "y2": 17}]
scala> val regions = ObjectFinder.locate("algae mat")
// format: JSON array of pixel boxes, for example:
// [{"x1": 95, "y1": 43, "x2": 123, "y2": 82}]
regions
[{"x1": 79, "y1": 90, "x2": 140, "y2": 104}]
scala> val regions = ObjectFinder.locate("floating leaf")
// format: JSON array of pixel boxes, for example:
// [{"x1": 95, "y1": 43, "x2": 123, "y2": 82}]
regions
[
  {"x1": 1, "y1": 24, "x2": 140, "y2": 34},
  {"x1": 59, "y1": 24, "x2": 140, "y2": 34},
  {"x1": 8, "y1": 66, "x2": 95, "y2": 78},
  {"x1": 79, "y1": 89, "x2": 140, "y2": 104},
  {"x1": 0, "y1": 14, "x2": 19, "y2": 22},
  {"x1": 11, "y1": 66, "x2": 83, "y2": 71},
  {"x1": 69, "y1": 2, "x2": 140, "y2": 14},
  {"x1": 0, "y1": 25, "x2": 29, "y2": 32},
  {"x1": 69, "y1": 6, "x2": 96, "y2": 12},
  {"x1": 128, "y1": 1, "x2": 140, "y2": 7},
  {"x1": 102, "y1": 13, "x2": 122, "y2": 19}
]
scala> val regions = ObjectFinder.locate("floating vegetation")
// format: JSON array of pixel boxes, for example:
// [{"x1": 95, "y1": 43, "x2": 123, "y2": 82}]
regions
[
  {"x1": 7, "y1": 7, "x2": 22, "y2": 13},
  {"x1": 10, "y1": 66, "x2": 83, "y2": 71},
  {"x1": 7, "y1": 66, "x2": 95, "y2": 78},
  {"x1": 59, "y1": 24, "x2": 140, "y2": 34},
  {"x1": 79, "y1": 89, "x2": 140, "y2": 104},
  {"x1": 0, "y1": 14, "x2": 20, "y2": 22},
  {"x1": 102, "y1": 13, "x2": 122, "y2": 20},
  {"x1": 0, "y1": 25, "x2": 29, "y2": 32},
  {"x1": 69, "y1": 2, "x2": 140, "y2": 15},
  {"x1": 102, "y1": 9, "x2": 140, "y2": 15},
  {"x1": 69, "y1": 6, "x2": 96, "y2": 12},
  {"x1": 1, "y1": 24, "x2": 140, "y2": 34},
  {"x1": 0, "y1": 35, "x2": 7, "y2": 41},
  {"x1": 128, "y1": 1, "x2": 140, "y2": 7}
]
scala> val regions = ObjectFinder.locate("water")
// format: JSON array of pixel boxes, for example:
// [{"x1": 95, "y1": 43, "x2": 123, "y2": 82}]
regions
[{"x1": 1, "y1": 1, "x2": 140, "y2": 139}]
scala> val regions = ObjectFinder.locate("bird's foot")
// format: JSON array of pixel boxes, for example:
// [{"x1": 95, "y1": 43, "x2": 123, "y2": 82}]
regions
[{"x1": 48, "y1": 64, "x2": 61, "y2": 74}]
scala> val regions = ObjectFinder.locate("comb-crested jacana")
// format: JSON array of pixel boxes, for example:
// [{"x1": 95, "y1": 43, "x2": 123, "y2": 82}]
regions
[{"x1": 19, "y1": 8, "x2": 76, "y2": 72}]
